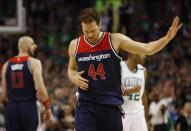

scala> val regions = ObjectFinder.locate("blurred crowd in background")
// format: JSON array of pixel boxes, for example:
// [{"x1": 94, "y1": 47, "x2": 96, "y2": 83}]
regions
[{"x1": 0, "y1": 0, "x2": 191, "y2": 131}]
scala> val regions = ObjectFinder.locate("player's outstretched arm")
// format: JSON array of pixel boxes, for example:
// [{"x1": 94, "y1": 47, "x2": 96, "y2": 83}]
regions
[
  {"x1": 30, "y1": 58, "x2": 51, "y2": 122},
  {"x1": 115, "y1": 16, "x2": 182, "y2": 55},
  {"x1": 67, "y1": 39, "x2": 89, "y2": 91},
  {"x1": 1, "y1": 62, "x2": 8, "y2": 102}
]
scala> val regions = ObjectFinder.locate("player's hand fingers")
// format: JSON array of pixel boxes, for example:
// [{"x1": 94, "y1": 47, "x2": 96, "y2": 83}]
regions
[
  {"x1": 43, "y1": 110, "x2": 51, "y2": 122},
  {"x1": 134, "y1": 85, "x2": 141, "y2": 92},
  {"x1": 171, "y1": 16, "x2": 179, "y2": 27},
  {"x1": 78, "y1": 80, "x2": 88, "y2": 87},
  {"x1": 177, "y1": 23, "x2": 183, "y2": 30},
  {"x1": 42, "y1": 114, "x2": 47, "y2": 123},
  {"x1": 43, "y1": 115, "x2": 47, "y2": 122},
  {"x1": 79, "y1": 86, "x2": 88, "y2": 91},
  {"x1": 78, "y1": 71, "x2": 89, "y2": 83},
  {"x1": 78, "y1": 81, "x2": 89, "y2": 90},
  {"x1": 79, "y1": 76, "x2": 89, "y2": 83},
  {"x1": 78, "y1": 70, "x2": 85, "y2": 75},
  {"x1": 73, "y1": 71, "x2": 89, "y2": 90},
  {"x1": 168, "y1": 16, "x2": 181, "y2": 33},
  {"x1": 76, "y1": 76, "x2": 89, "y2": 87},
  {"x1": 74, "y1": 72, "x2": 89, "y2": 84},
  {"x1": 134, "y1": 84, "x2": 140, "y2": 87}
]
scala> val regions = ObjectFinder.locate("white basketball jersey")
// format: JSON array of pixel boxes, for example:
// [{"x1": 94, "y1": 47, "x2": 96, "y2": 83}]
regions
[{"x1": 120, "y1": 61, "x2": 145, "y2": 114}]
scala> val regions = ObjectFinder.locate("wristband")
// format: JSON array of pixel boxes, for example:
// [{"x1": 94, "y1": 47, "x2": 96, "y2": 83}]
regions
[{"x1": 42, "y1": 99, "x2": 51, "y2": 109}]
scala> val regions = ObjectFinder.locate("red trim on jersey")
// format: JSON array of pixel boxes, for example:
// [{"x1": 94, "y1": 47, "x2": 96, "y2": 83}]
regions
[
  {"x1": 9, "y1": 56, "x2": 30, "y2": 63},
  {"x1": 84, "y1": 32, "x2": 105, "y2": 47},
  {"x1": 77, "y1": 32, "x2": 111, "y2": 54}
]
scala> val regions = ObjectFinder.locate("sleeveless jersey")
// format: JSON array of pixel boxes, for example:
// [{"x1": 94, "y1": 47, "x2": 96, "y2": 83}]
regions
[
  {"x1": 75, "y1": 32, "x2": 123, "y2": 105},
  {"x1": 6, "y1": 56, "x2": 37, "y2": 103},
  {"x1": 120, "y1": 61, "x2": 145, "y2": 113}
]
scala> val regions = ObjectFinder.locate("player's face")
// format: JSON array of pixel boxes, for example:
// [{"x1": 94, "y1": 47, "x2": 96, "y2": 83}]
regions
[
  {"x1": 130, "y1": 54, "x2": 145, "y2": 64},
  {"x1": 81, "y1": 21, "x2": 100, "y2": 43},
  {"x1": 28, "y1": 42, "x2": 37, "y2": 55}
]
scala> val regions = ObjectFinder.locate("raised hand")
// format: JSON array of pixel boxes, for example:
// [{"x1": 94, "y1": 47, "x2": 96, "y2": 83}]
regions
[{"x1": 166, "y1": 16, "x2": 182, "y2": 41}]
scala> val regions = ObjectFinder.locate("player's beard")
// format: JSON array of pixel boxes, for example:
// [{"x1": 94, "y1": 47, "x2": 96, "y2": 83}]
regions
[
  {"x1": 87, "y1": 36, "x2": 96, "y2": 41},
  {"x1": 87, "y1": 32, "x2": 99, "y2": 44},
  {"x1": 86, "y1": 37, "x2": 96, "y2": 45},
  {"x1": 28, "y1": 50, "x2": 34, "y2": 56}
]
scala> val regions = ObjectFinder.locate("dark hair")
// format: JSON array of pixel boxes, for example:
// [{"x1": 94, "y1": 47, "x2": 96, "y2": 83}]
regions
[{"x1": 79, "y1": 8, "x2": 100, "y2": 25}]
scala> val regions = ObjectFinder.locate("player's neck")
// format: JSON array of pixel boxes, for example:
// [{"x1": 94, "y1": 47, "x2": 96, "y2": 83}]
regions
[
  {"x1": 88, "y1": 31, "x2": 103, "y2": 45},
  {"x1": 17, "y1": 51, "x2": 29, "y2": 57},
  {"x1": 127, "y1": 60, "x2": 137, "y2": 72}
]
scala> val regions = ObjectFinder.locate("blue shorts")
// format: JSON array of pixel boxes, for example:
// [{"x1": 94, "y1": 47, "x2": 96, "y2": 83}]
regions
[
  {"x1": 75, "y1": 101, "x2": 123, "y2": 131},
  {"x1": 5, "y1": 101, "x2": 39, "y2": 131}
]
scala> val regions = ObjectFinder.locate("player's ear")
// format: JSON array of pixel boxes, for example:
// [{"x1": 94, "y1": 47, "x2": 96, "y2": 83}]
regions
[{"x1": 20, "y1": 44, "x2": 26, "y2": 51}]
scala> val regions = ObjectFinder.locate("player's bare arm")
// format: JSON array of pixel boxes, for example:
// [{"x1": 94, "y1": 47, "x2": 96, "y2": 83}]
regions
[
  {"x1": 142, "y1": 91, "x2": 149, "y2": 121},
  {"x1": 112, "y1": 16, "x2": 182, "y2": 55},
  {"x1": 1, "y1": 62, "x2": 8, "y2": 101},
  {"x1": 30, "y1": 58, "x2": 49, "y2": 102},
  {"x1": 142, "y1": 67, "x2": 149, "y2": 121},
  {"x1": 68, "y1": 39, "x2": 89, "y2": 90},
  {"x1": 30, "y1": 58, "x2": 51, "y2": 122},
  {"x1": 123, "y1": 85, "x2": 141, "y2": 96}
]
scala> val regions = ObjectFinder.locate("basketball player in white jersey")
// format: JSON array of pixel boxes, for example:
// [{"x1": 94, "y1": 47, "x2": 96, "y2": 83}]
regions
[{"x1": 121, "y1": 53, "x2": 148, "y2": 131}]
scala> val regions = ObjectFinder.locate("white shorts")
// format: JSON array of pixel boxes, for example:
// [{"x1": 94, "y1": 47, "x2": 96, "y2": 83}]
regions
[{"x1": 122, "y1": 111, "x2": 148, "y2": 131}]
